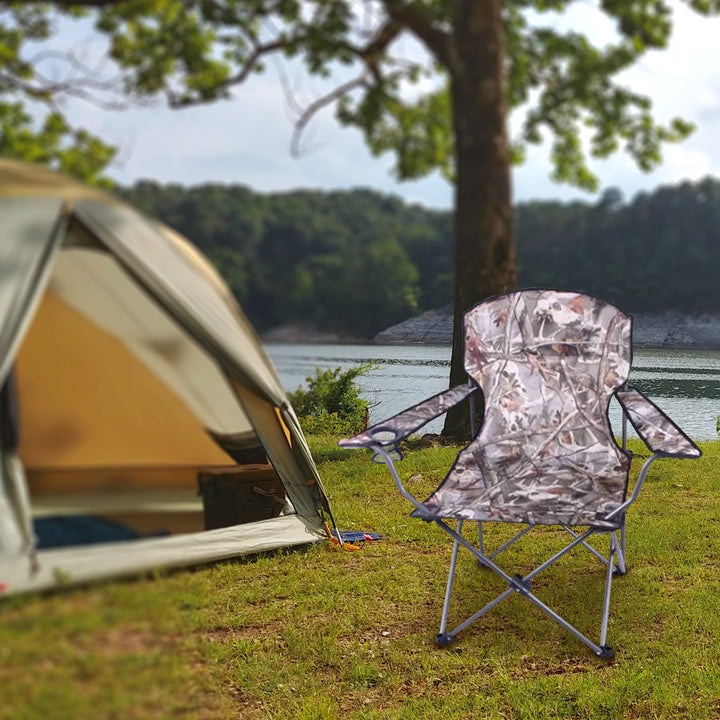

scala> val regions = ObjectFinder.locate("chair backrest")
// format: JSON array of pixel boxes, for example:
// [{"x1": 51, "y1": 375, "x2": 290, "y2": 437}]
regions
[
  {"x1": 418, "y1": 290, "x2": 634, "y2": 527},
  {"x1": 465, "y1": 290, "x2": 632, "y2": 454},
  {"x1": 465, "y1": 290, "x2": 631, "y2": 447}
]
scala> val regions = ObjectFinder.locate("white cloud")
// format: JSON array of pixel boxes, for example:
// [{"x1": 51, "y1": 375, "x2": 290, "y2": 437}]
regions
[{"x1": 63, "y1": 66, "x2": 455, "y2": 207}]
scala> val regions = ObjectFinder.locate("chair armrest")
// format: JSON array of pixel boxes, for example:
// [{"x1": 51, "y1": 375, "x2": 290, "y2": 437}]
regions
[
  {"x1": 615, "y1": 386, "x2": 701, "y2": 458},
  {"x1": 339, "y1": 383, "x2": 479, "y2": 449}
]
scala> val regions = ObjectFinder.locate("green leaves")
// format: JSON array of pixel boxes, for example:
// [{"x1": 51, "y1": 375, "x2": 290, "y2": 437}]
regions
[
  {"x1": 600, "y1": 0, "x2": 673, "y2": 49},
  {"x1": 100, "y1": 1, "x2": 230, "y2": 101},
  {"x1": 339, "y1": 83, "x2": 454, "y2": 181},
  {"x1": 0, "y1": 4, "x2": 116, "y2": 183},
  {"x1": 0, "y1": 102, "x2": 116, "y2": 186},
  {"x1": 507, "y1": 5, "x2": 701, "y2": 191}
]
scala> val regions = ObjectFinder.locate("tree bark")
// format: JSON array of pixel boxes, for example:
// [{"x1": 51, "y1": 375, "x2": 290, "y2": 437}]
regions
[{"x1": 441, "y1": 0, "x2": 516, "y2": 440}]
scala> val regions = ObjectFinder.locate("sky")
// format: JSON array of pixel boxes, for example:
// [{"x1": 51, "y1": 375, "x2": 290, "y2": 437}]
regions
[{"x1": 51, "y1": 2, "x2": 720, "y2": 210}]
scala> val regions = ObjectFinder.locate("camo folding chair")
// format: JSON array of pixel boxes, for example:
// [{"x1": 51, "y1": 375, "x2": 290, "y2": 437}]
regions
[{"x1": 339, "y1": 289, "x2": 701, "y2": 658}]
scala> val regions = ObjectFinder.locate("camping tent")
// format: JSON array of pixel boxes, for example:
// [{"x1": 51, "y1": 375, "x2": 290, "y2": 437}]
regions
[{"x1": 0, "y1": 159, "x2": 333, "y2": 595}]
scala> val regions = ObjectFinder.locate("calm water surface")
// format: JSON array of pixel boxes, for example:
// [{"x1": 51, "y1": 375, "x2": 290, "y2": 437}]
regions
[{"x1": 267, "y1": 344, "x2": 720, "y2": 441}]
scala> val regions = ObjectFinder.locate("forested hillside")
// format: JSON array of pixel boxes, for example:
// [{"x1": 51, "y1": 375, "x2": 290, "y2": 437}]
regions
[{"x1": 117, "y1": 177, "x2": 720, "y2": 338}]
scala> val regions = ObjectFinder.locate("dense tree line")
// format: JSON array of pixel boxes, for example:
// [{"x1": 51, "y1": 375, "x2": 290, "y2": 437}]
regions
[
  {"x1": 515, "y1": 181, "x2": 720, "y2": 314},
  {"x1": 117, "y1": 177, "x2": 720, "y2": 338}
]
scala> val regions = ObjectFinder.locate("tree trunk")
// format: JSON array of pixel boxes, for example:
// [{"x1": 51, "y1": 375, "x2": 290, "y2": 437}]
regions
[{"x1": 441, "y1": 0, "x2": 516, "y2": 440}]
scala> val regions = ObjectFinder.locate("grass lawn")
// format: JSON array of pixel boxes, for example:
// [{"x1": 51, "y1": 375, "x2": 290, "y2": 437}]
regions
[{"x1": 2, "y1": 437, "x2": 720, "y2": 719}]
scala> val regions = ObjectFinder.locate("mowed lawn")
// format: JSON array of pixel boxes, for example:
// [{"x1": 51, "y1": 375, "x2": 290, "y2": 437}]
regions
[{"x1": 1, "y1": 437, "x2": 720, "y2": 719}]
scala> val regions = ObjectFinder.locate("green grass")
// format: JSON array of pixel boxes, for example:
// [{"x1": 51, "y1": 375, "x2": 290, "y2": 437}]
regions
[{"x1": 2, "y1": 438, "x2": 720, "y2": 719}]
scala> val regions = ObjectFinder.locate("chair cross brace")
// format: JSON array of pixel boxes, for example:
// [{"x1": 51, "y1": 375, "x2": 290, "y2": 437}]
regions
[
  {"x1": 435, "y1": 517, "x2": 620, "y2": 658},
  {"x1": 374, "y1": 443, "x2": 662, "y2": 659}
]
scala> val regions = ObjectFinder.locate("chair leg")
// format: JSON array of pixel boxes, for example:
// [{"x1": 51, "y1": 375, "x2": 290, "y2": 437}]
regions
[
  {"x1": 598, "y1": 533, "x2": 618, "y2": 656},
  {"x1": 436, "y1": 520, "x2": 463, "y2": 646},
  {"x1": 613, "y1": 522, "x2": 627, "y2": 576}
]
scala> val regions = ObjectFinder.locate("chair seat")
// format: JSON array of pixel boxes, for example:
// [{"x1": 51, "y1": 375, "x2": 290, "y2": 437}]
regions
[{"x1": 412, "y1": 437, "x2": 631, "y2": 529}]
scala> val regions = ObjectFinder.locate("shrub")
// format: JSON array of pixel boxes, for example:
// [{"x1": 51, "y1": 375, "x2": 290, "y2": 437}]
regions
[{"x1": 288, "y1": 364, "x2": 375, "y2": 436}]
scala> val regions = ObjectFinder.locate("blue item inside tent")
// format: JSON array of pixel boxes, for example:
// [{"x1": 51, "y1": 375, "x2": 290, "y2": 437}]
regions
[{"x1": 34, "y1": 516, "x2": 140, "y2": 549}]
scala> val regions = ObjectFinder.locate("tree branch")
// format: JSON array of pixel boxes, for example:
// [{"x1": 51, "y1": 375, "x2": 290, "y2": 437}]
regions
[
  {"x1": 166, "y1": 12, "x2": 402, "y2": 114},
  {"x1": 165, "y1": 37, "x2": 290, "y2": 108},
  {"x1": 288, "y1": 74, "x2": 369, "y2": 158},
  {"x1": 378, "y1": 0, "x2": 452, "y2": 67},
  {"x1": 0, "y1": 67, "x2": 133, "y2": 110},
  {"x1": 19, "y1": 48, "x2": 141, "y2": 110},
  {"x1": 275, "y1": 11, "x2": 430, "y2": 160},
  {"x1": 351, "y1": 17, "x2": 404, "y2": 86}
]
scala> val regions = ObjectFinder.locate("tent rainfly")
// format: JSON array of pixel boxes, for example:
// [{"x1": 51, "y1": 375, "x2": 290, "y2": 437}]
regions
[{"x1": 0, "y1": 159, "x2": 334, "y2": 595}]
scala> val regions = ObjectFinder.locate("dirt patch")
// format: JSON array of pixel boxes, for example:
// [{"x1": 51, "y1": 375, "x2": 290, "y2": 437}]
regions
[
  {"x1": 508, "y1": 654, "x2": 599, "y2": 680},
  {"x1": 89, "y1": 626, "x2": 172, "y2": 656},
  {"x1": 202, "y1": 625, "x2": 275, "y2": 643}
]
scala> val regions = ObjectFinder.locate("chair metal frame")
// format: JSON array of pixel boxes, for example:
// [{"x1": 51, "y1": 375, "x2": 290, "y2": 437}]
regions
[
  {"x1": 371, "y1": 412, "x2": 660, "y2": 658},
  {"x1": 340, "y1": 290, "x2": 700, "y2": 658}
]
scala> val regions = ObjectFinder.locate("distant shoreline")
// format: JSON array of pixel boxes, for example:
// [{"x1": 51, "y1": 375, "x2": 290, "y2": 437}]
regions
[{"x1": 264, "y1": 309, "x2": 720, "y2": 350}]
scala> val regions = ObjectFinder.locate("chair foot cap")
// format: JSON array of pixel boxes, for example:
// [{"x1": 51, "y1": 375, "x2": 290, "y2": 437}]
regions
[
  {"x1": 613, "y1": 566, "x2": 626, "y2": 576},
  {"x1": 435, "y1": 632, "x2": 454, "y2": 646},
  {"x1": 597, "y1": 645, "x2": 613, "y2": 659}
]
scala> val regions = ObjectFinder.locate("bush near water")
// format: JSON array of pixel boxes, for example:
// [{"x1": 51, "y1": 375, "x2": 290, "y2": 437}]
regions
[{"x1": 288, "y1": 364, "x2": 375, "y2": 436}]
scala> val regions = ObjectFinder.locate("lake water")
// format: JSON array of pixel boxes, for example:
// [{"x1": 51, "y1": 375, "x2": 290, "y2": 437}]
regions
[{"x1": 267, "y1": 344, "x2": 720, "y2": 441}]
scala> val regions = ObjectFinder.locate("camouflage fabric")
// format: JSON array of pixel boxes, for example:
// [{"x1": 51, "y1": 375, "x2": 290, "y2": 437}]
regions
[
  {"x1": 413, "y1": 290, "x2": 635, "y2": 529},
  {"x1": 616, "y1": 387, "x2": 700, "y2": 458},
  {"x1": 339, "y1": 384, "x2": 477, "y2": 449}
]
